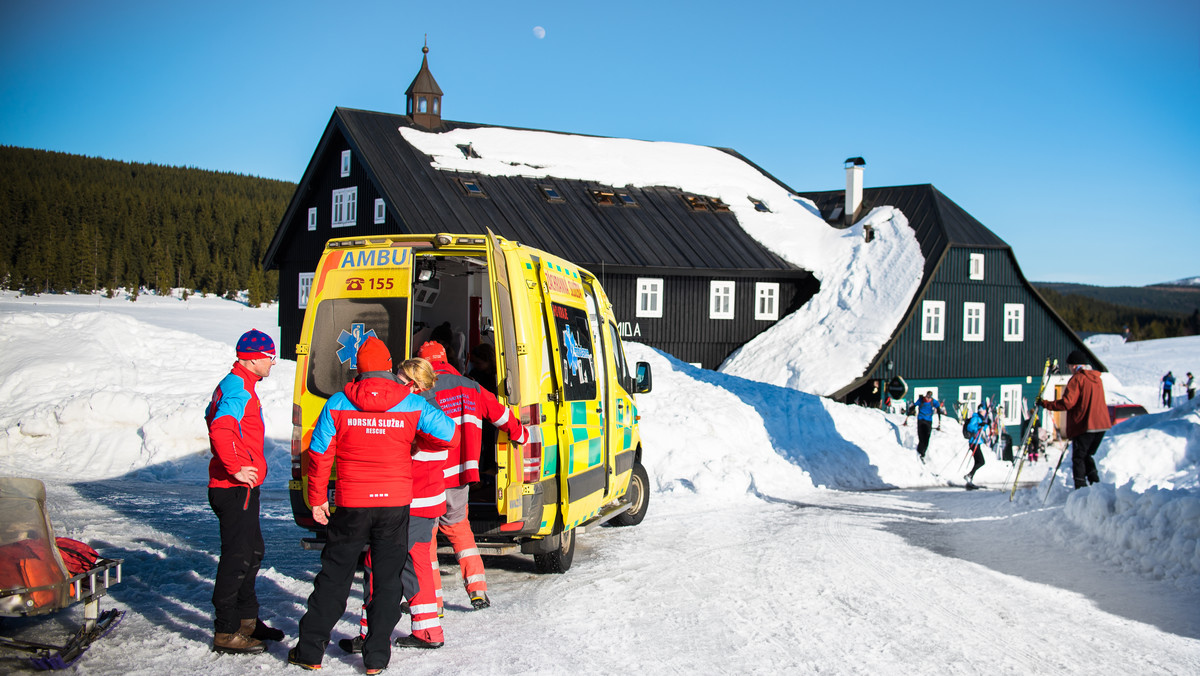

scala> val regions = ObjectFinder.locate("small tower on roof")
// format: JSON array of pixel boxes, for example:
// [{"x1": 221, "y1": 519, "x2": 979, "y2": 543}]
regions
[{"x1": 406, "y1": 41, "x2": 444, "y2": 130}]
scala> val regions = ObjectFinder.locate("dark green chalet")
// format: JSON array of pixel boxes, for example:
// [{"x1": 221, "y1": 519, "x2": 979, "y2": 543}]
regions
[{"x1": 798, "y1": 184, "x2": 1102, "y2": 435}]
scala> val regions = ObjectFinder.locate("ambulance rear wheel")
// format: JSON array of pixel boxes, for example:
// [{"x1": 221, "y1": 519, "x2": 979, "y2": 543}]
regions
[
  {"x1": 533, "y1": 527, "x2": 575, "y2": 574},
  {"x1": 611, "y1": 462, "x2": 649, "y2": 527}
]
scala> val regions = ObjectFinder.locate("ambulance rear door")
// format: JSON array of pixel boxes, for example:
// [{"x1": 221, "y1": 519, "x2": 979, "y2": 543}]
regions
[{"x1": 485, "y1": 231, "x2": 526, "y2": 524}]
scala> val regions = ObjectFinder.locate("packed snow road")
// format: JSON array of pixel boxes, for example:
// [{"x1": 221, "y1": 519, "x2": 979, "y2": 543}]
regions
[{"x1": 5, "y1": 479, "x2": 1197, "y2": 675}]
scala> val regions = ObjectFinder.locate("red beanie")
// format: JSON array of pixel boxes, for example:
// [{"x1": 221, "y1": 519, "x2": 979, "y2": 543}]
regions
[
  {"x1": 417, "y1": 340, "x2": 447, "y2": 363},
  {"x1": 357, "y1": 337, "x2": 392, "y2": 373}
]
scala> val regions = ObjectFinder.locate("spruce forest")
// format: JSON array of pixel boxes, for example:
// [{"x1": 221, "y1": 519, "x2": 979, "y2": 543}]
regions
[{"x1": 0, "y1": 146, "x2": 294, "y2": 305}]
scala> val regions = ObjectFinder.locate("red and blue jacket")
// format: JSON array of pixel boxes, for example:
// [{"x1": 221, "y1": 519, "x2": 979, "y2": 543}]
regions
[
  {"x1": 423, "y1": 360, "x2": 528, "y2": 488},
  {"x1": 308, "y1": 375, "x2": 457, "y2": 509},
  {"x1": 206, "y1": 362, "x2": 268, "y2": 489}
]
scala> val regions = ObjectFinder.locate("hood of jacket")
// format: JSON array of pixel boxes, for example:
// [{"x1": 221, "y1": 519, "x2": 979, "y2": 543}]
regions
[
  {"x1": 1076, "y1": 368, "x2": 1104, "y2": 387},
  {"x1": 343, "y1": 375, "x2": 407, "y2": 412}
]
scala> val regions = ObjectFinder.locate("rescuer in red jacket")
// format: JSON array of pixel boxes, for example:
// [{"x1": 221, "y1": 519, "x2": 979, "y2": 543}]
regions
[
  {"x1": 205, "y1": 328, "x2": 284, "y2": 655},
  {"x1": 289, "y1": 338, "x2": 456, "y2": 673},
  {"x1": 1038, "y1": 350, "x2": 1113, "y2": 489},
  {"x1": 417, "y1": 340, "x2": 529, "y2": 612}
]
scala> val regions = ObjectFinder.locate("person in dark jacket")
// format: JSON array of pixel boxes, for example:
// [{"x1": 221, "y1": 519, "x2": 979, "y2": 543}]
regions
[
  {"x1": 289, "y1": 338, "x2": 457, "y2": 673},
  {"x1": 1039, "y1": 350, "x2": 1113, "y2": 489},
  {"x1": 1185, "y1": 372, "x2": 1195, "y2": 401},
  {"x1": 205, "y1": 328, "x2": 284, "y2": 655},
  {"x1": 1161, "y1": 371, "x2": 1176, "y2": 407}
]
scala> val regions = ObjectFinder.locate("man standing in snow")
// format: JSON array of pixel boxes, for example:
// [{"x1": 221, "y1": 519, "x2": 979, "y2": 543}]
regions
[
  {"x1": 1161, "y1": 371, "x2": 1176, "y2": 407},
  {"x1": 1186, "y1": 372, "x2": 1195, "y2": 401},
  {"x1": 1038, "y1": 350, "x2": 1112, "y2": 489},
  {"x1": 903, "y1": 391, "x2": 944, "y2": 462},
  {"x1": 205, "y1": 328, "x2": 284, "y2": 655},
  {"x1": 289, "y1": 338, "x2": 457, "y2": 673}
]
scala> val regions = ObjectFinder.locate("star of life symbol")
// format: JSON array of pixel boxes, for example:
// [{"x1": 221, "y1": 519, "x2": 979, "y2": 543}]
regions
[
  {"x1": 561, "y1": 326, "x2": 592, "y2": 382},
  {"x1": 337, "y1": 323, "x2": 378, "y2": 368}
]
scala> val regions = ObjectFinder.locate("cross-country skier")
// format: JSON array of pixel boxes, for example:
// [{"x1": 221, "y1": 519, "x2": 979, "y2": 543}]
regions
[
  {"x1": 1162, "y1": 371, "x2": 1176, "y2": 407},
  {"x1": 903, "y1": 391, "x2": 944, "y2": 462},
  {"x1": 963, "y1": 405, "x2": 990, "y2": 489}
]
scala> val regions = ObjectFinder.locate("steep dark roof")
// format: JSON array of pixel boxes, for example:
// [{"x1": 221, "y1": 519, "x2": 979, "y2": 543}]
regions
[
  {"x1": 265, "y1": 107, "x2": 804, "y2": 276},
  {"x1": 405, "y1": 53, "x2": 443, "y2": 97},
  {"x1": 796, "y1": 184, "x2": 1009, "y2": 282}
]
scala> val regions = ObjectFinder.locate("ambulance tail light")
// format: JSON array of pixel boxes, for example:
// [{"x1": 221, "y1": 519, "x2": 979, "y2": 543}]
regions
[{"x1": 520, "y1": 404, "x2": 543, "y2": 483}]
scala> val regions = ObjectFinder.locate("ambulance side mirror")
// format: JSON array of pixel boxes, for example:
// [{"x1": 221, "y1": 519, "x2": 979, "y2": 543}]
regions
[{"x1": 634, "y1": 361, "x2": 653, "y2": 394}]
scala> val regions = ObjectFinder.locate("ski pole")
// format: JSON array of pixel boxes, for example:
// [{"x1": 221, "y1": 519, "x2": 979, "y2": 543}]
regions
[{"x1": 1042, "y1": 445, "x2": 1070, "y2": 506}]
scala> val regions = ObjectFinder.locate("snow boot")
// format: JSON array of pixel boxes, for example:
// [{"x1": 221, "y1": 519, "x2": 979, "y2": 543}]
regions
[
  {"x1": 395, "y1": 634, "x2": 443, "y2": 649},
  {"x1": 241, "y1": 617, "x2": 285, "y2": 642},
  {"x1": 287, "y1": 647, "x2": 322, "y2": 670},
  {"x1": 212, "y1": 630, "x2": 266, "y2": 655},
  {"x1": 338, "y1": 635, "x2": 363, "y2": 654},
  {"x1": 469, "y1": 590, "x2": 490, "y2": 610}
]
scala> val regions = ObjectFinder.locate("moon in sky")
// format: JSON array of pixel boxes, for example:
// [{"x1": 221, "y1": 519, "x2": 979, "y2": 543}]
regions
[{"x1": 533, "y1": 26, "x2": 546, "y2": 39}]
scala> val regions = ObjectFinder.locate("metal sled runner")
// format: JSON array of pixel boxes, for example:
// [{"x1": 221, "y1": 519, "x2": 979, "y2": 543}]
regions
[{"x1": 0, "y1": 478, "x2": 124, "y2": 670}]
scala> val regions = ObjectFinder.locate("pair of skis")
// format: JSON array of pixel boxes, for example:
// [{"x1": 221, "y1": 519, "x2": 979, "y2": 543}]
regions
[{"x1": 1006, "y1": 356, "x2": 1057, "y2": 501}]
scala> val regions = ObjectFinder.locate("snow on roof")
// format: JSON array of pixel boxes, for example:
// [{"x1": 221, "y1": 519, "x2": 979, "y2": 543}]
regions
[{"x1": 400, "y1": 126, "x2": 925, "y2": 395}]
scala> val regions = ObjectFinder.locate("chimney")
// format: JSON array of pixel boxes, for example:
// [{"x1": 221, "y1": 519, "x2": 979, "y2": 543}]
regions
[{"x1": 844, "y1": 157, "x2": 865, "y2": 227}]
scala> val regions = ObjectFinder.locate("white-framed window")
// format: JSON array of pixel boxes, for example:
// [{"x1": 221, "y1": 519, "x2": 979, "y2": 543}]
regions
[
  {"x1": 374, "y1": 198, "x2": 386, "y2": 224},
  {"x1": 963, "y1": 302, "x2": 985, "y2": 341},
  {"x1": 331, "y1": 187, "x2": 357, "y2": 228},
  {"x1": 298, "y1": 272, "x2": 314, "y2": 309},
  {"x1": 969, "y1": 253, "x2": 985, "y2": 280},
  {"x1": 307, "y1": 207, "x2": 317, "y2": 232},
  {"x1": 958, "y1": 386, "x2": 981, "y2": 418},
  {"x1": 754, "y1": 282, "x2": 779, "y2": 321},
  {"x1": 710, "y1": 281, "x2": 735, "y2": 320},
  {"x1": 1003, "y1": 303, "x2": 1025, "y2": 342},
  {"x1": 340, "y1": 149, "x2": 351, "y2": 177},
  {"x1": 635, "y1": 278, "x2": 663, "y2": 318},
  {"x1": 999, "y1": 384, "x2": 1022, "y2": 426},
  {"x1": 921, "y1": 300, "x2": 945, "y2": 341}
]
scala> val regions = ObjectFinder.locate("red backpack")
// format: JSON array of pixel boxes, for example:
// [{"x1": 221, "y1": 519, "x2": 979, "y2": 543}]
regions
[{"x1": 55, "y1": 537, "x2": 99, "y2": 575}]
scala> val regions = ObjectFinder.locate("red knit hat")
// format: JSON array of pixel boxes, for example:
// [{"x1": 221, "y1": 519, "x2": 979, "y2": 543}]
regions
[
  {"x1": 417, "y1": 340, "x2": 447, "y2": 363},
  {"x1": 357, "y1": 337, "x2": 392, "y2": 372}
]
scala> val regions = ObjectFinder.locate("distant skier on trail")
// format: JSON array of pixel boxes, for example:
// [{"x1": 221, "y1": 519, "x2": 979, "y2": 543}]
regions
[
  {"x1": 963, "y1": 405, "x2": 990, "y2": 489},
  {"x1": 903, "y1": 391, "x2": 944, "y2": 462},
  {"x1": 1038, "y1": 350, "x2": 1112, "y2": 489},
  {"x1": 1161, "y1": 371, "x2": 1176, "y2": 407}
]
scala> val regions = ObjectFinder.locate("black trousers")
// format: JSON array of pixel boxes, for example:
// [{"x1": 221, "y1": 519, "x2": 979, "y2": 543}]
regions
[
  {"x1": 295, "y1": 505, "x2": 409, "y2": 670},
  {"x1": 967, "y1": 444, "x2": 985, "y2": 480},
  {"x1": 208, "y1": 486, "x2": 263, "y2": 634},
  {"x1": 1071, "y1": 431, "x2": 1106, "y2": 488},
  {"x1": 916, "y1": 420, "x2": 933, "y2": 458}
]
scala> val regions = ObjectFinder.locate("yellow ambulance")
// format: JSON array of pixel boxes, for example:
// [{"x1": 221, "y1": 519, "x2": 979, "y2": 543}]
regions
[{"x1": 288, "y1": 232, "x2": 652, "y2": 572}]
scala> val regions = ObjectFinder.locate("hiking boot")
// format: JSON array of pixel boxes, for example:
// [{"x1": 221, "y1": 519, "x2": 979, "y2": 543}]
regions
[
  {"x1": 241, "y1": 617, "x2": 285, "y2": 642},
  {"x1": 469, "y1": 591, "x2": 490, "y2": 610},
  {"x1": 338, "y1": 636, "x2": 363, "y2": 654},
  {"x1": 212, "y1": 631, "x2": 266, "y2": 655},
  {"x1": 287, "y1": 647, "x2": 322, "y2": 670},
  {"x1": 395, "y1": 634, "x2": 443, "y2": 649},
  {"x1": 365, "y1": 668, "x2": 386, "y2": 675}
]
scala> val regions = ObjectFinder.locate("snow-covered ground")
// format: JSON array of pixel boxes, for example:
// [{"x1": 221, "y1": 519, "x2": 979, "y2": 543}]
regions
[{"x1": 1, "y1": 291, "x2": 1198, "y2": 674}]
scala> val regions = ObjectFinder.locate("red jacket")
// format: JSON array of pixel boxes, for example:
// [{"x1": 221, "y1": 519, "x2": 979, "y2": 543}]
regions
[
  {"x1": 1042, "y1": 368, "x2": 1112, "y2": 438},
  {"x1": 205, "y1": 362, "x2": 267, "y2": 489},
  {"x1": 423, "y1": 360, "x2": 528, "y2": 488},
  {"x1": 307, "y1": 376, "x2": 457, "y2": 509}
]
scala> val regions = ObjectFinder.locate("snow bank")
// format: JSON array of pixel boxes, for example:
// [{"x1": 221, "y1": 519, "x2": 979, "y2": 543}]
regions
[{"x1": 399, "y1": 126, "x2": 925, "y2": 395}]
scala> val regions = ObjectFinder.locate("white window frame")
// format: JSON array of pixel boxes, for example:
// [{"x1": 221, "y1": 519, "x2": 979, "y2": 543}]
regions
[
  {"x1": 963, "y1": 302, "x2": 985, "y2": 342},
  {"x1": 1004, "y1": 303, "x2": 1025, "y2": 342},
  {"x1": 307, "y1": 207, "x2": 317, "y2": 232},
  {"x1": 298, "y1": 272, "x2": 314, "y2": 309},
  {"x1": 754, "y1": 282, "x2": 779, "y2": 321},
  {"x1": 969, "y1": 253, "x2": 985, "y2": 280},
  {"x1": 958, "y1": 386, "x2": 981, "y2": 418},
  {"x1": 331, "y1": 187, "x2": 357, "y2": 228},
  {"x1": 374, "y1": 198, "x2": 386, "y2": 224},
  {"x1": 709, "y1": 281, "x2": 735, "y2": 320},
  {"x1": 635, "y1": 278, "x2": 663, "y2": 318},
  {"x1": 340, "y1": 149, "x2": 351, "y2": 177},
  {"x1": 999, "y1": 384, "x2": 1022, "y2": 426},
  {"x1": 921, "y1": 300, "x2": 945, "y2": 341}
]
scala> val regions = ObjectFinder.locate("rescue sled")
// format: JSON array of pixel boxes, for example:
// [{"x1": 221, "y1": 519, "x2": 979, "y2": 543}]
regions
[{"x1": 0, "y1": 478, "x2": 124, "y2": 670}]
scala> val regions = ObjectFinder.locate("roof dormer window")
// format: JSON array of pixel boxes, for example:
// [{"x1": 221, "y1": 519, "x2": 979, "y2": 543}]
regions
[
  {"x1": 458, "y1": 178, "x2": 487, "y2": 198},
  {"x1": 540, "y1": 185, "x2": 565, "y2": 203},
  {"x1": 682, "y1": 195, "x2": 708, "y2": 211},
  {"x1": 749, "y1": 197, "x2": 771, "y2": 213},
  {"x1": 616, "y1": 192, "x2": 638, "y2": 206},
  {"x1": 589, "y1": 189, "x2": 617, "y2": 206}
]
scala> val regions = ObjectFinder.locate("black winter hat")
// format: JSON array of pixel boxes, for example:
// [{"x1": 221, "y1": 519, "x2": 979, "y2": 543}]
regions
[{"x1": 1066, "y1": 350, "x2": 1089, "y2": 367}]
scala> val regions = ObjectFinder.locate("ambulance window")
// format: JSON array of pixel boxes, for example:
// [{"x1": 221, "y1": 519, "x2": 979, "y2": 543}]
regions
[
  {"x1": 607, "y1": 323, "x2": 630, "y2": 388},
  {"x1": 551, "y1": 303, "x2": 596, "y2": 401},
  {"x1": 307, "y1": 298, "x2": 408, "y2": 399}
]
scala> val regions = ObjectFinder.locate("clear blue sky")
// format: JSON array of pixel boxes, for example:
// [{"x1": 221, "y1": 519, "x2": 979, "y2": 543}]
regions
[{"x1": 3, "y1": 0, "x2": 1197, "y2": 286}]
